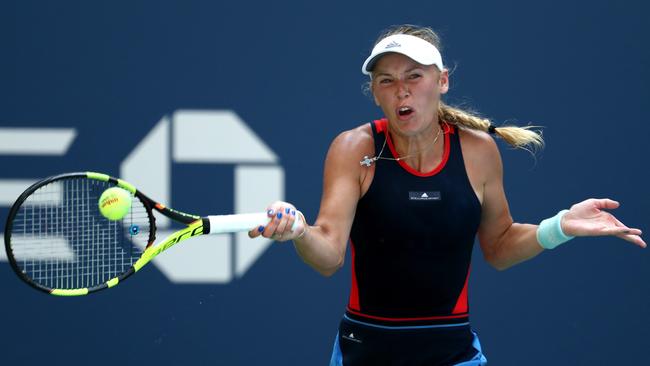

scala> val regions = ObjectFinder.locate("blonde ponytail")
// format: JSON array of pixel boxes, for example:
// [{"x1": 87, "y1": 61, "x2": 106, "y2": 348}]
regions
[{"x1": 438, "y1": 102, "x2": 544, "y2": 151}]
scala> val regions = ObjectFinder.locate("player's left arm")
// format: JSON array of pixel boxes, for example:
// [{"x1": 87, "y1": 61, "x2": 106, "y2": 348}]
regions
[
  {"x1": 476, "y1": 136, "x2": 645, "y2": 271},
  {"x1": 475, "y1": 136, "x2": 542, "y2": 270}
]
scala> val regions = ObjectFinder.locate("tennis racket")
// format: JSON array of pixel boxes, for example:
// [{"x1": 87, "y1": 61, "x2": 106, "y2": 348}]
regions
[{"x1": 3, "y1": 172, "x2": 301, "y2": 296}]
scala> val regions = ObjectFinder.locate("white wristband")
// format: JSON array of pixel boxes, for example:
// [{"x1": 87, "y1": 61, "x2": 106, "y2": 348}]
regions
[{"x1": 536, "y1": 209, "x2": 575, "y2": 249}]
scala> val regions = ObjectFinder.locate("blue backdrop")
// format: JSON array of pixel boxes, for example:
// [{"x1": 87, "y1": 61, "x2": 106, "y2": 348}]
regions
[{"x1": 1, "y1": 1, "x2": 648, "y2": 365}]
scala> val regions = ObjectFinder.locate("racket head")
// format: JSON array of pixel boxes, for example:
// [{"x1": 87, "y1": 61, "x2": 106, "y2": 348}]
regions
[{"x1": 3, "y1": 172, "x2": 156, "y2": 296}]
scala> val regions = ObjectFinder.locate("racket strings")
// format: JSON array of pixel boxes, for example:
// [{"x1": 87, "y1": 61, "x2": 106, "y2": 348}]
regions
[{"x1": 9, "y1": 178, "x2": 152, "y2": 290}]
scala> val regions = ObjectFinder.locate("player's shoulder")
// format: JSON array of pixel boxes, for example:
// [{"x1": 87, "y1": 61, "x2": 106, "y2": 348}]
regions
[
  {"x1": 458, "y1": 128, "x2": 499, "y2": 154},
  {"x1": 457, "y1": 126, "x2": 502, "y2": 167},
  {"x1": 329, "y1": 122, "x2": 374, "y2": 155}
]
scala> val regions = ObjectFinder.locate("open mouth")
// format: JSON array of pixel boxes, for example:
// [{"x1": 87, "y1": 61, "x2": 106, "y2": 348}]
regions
[{"x1": 397, "y1": 106, "x2": 414, "y2": 117}]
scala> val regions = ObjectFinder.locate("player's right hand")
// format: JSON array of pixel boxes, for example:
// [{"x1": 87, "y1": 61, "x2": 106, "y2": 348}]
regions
[{"x1": 248, "y1": 201, "x2": 307, "y2": 242}]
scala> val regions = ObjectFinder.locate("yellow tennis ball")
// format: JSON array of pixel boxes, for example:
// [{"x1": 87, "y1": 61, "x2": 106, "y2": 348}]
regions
[{"x1": 98, "y1": 187, "x2": 132, "y2": 221}]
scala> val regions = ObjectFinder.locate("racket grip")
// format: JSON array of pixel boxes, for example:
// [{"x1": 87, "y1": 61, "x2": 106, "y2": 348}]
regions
[{"x1": 207, "y1": 211, "x2": 303, "y2": 234}]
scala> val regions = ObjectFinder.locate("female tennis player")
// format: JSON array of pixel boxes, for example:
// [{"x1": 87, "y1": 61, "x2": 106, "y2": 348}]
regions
[{"x1": 249, "y1": 24, "x2": 646, "y2": 365}]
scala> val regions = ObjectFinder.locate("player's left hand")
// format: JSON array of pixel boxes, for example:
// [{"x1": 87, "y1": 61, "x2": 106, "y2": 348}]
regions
[{"x1": 561, "y1": 198, "x2": 646, "y2": 248}]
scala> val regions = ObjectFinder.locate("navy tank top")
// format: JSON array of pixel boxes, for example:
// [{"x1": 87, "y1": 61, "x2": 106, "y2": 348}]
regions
[{"x1": 347, "y1": 118, "x2": 482, "y2": 326}]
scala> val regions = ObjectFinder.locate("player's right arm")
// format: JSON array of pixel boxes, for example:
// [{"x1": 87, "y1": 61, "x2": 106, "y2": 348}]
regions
[{"x1": 250, "y1": 125, "x2": 373, "y2": 276}]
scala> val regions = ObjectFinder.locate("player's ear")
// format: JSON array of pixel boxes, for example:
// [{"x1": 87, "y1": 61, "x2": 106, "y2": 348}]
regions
[
  {"x1": 370, "y1": 84, "x2": 380, "y2": 106},
  {"x1": 438, "y1": 69, "x2": 449, "y2": 95},
  {"x1": 365, "y1": 76, "x2": 380, "y2": 106}
]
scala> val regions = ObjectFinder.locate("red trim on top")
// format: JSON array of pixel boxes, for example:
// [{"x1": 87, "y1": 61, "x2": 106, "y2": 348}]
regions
[
  {"x1": 372, "y1": 118, "x2": 452, "y2": 177},
  {"x1": 348, "y1": 241, "x2": 360, "y2": 311},
  {"x1": 452, "y1": 267, "x2": 470, "y2": 314},
  {"x1": 373, "y1": 119, "x2": 388, "y2": 133},
  {"x1": 372, "y1": 119, "x2": 455, "y2": 134},
  {"x1": 442, "y1": 122, "x2": 455, "y2": 135},
  {"x1": 345, "y1": 307, "x2": 468, "y2": 322}
]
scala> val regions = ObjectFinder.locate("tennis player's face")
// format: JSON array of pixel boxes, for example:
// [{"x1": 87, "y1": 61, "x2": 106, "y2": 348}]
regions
[{"x1": 371, "y1": 53, "x2": 448, "y2": 136}]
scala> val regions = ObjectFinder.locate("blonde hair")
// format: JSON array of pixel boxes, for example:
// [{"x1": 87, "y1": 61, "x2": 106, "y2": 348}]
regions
[{"x1": 367, "y1": 24, "x2": 544, "y2": 151}]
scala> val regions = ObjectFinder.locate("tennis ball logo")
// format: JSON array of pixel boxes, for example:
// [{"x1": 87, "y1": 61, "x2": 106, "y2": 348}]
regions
[{"x1": 99, "y1": 187, "x2": 132, "y2": 221}]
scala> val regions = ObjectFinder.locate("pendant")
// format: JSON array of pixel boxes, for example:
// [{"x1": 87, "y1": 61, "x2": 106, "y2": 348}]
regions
[{"x1": 360, "y1": 156, "x2": 374, "y2": 167}]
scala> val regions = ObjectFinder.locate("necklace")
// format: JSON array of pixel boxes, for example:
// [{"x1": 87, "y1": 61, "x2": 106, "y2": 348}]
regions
[{"x1": 360, "y1": 126, "x2": 443, "y2": 167}]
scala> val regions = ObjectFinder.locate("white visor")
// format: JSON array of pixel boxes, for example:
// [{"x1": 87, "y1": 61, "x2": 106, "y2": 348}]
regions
[{"x1": 361, "y1": 34, "x2": 444, "y2": 75}]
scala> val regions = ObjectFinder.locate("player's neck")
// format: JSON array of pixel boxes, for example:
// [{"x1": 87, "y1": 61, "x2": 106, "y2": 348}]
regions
[{"x1": 389, "y1": 122, "x2": 443, "y2": 161}]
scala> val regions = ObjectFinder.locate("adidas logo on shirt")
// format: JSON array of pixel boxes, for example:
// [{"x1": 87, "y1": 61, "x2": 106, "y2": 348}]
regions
[{"x1": 409, "y1": 191, "x2": 441, "y2": 201}]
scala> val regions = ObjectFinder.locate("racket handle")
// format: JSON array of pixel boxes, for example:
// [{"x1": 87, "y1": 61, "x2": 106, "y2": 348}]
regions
[{"x1": 207, "y1": 211, "x2": 303, "y2": 234}]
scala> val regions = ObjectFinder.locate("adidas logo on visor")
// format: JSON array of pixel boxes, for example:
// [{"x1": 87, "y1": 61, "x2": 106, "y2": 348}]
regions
[{"x1": 385, "y1": 41, "x2": 401, "y2": 49}]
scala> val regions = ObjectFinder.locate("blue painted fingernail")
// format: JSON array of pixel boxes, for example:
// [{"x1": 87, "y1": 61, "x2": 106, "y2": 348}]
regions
[
  {"x1": 291, "y1": 209, "x2": 296, "y2": 216},
  {"x1": 258, "y1": 226, "x2": 265, "y2": 232},
  {"x1": 277, "y1": 212, "x2": 283, "y2": 219},
  {"x1": 285, "y1": 207, "x2": 290, "y2": 214},
  {"x1": 267, "y1": 209, "x2": 274, "y2": 216}
]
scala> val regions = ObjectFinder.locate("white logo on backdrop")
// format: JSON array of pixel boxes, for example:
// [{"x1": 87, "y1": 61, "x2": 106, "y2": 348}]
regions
[
  {"x1": 121, "y1": 110, "x2": 282, "y2": 284},
  {"x1": 0, "y1": 111, "x2": 283, "y2": 284},
  {"x1": 0, "y1": 128, "x2": 78, "y2": 261}
]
